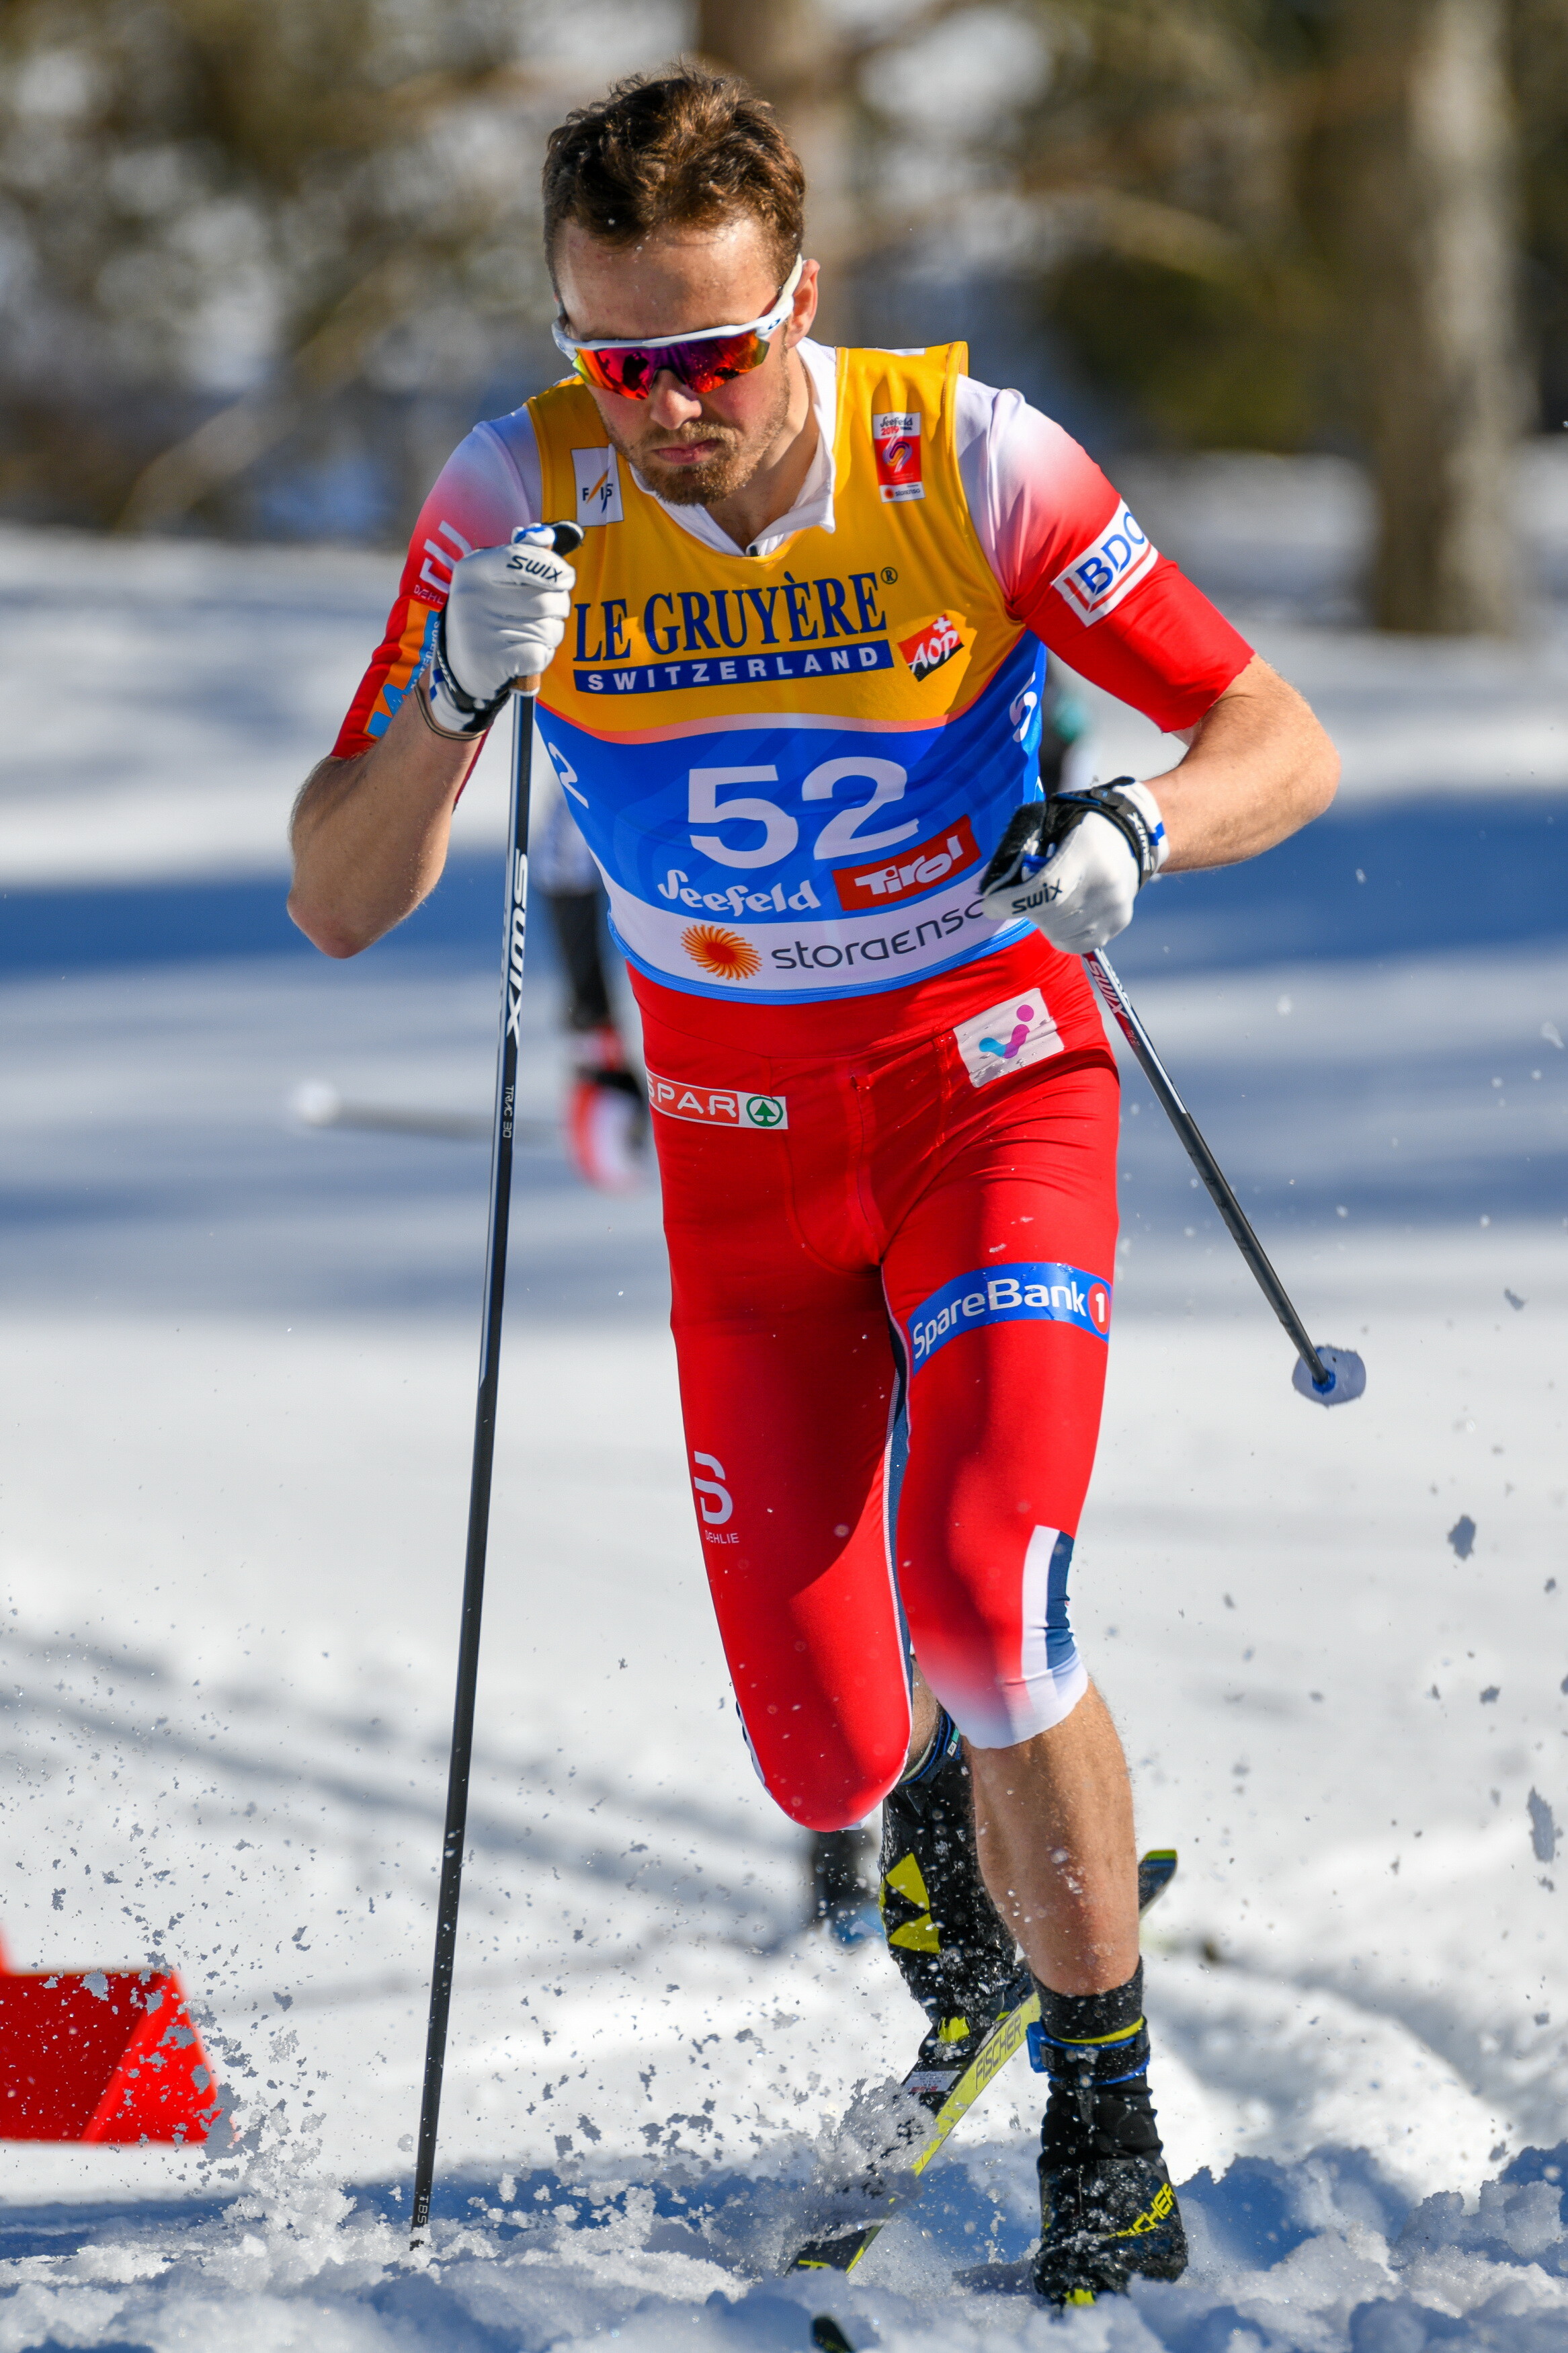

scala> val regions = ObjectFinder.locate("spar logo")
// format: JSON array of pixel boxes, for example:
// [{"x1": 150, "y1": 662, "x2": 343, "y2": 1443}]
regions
[
  {"x1": 872, "y1": 409, "x2": 924, "y2": 504},
  {"x1": 907, "y1": 1261, "x2": 1112, "y2": 1370},
  {"x1": 647, "y1": 1072, "x2": 789, "y2": 1130},
  {"x1": 897, "y1": 609, "x2": 971, "y2": 683}
]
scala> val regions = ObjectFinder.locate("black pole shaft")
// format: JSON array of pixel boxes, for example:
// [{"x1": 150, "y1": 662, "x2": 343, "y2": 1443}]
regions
[
  {"x1": 1085, "y1": 949, "x2": 1330, "y2": 1388},
  {"x1": 408, "y1": 686, "x2": 536, "y2": 2247}
]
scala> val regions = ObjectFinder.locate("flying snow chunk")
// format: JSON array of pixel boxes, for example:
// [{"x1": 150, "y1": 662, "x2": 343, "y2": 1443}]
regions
[
  {"x1": 1528, "y1": 1789, "x2": 1557, "y2": 1865},
  {"x1": 1448, "y1": 1515, "x2": 1477, "y2": 1559}
]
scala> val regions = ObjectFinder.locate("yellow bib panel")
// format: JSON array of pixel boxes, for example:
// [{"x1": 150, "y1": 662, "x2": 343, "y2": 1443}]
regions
[{"x1": 530, "y1": 344, "x2": 1046, "y2": 1002}]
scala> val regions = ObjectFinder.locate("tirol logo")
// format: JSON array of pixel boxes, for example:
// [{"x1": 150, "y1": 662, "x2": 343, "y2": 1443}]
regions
[
  {"x1": 832, "y1": 815, "x2": 980, "y2": 911},
  {"x1": 872, "y1": 410, "x2": 923, "y2": 504},
  {"x1": 897, "y1": 609, "x2": 971, "y2": 683},
  {"x1": 907, "y1": 1261, "x2": 1112, "y2": 1372},
  {"x1": 680, "y1": 922, "x2": 762, "y2": 981},
  {"x1": 648, "y1": 1073, "x2": 789, "y2": 1131},
  {"x1": 952, "y1": 988, "x2": 1064, "y2": 1089},
  {"x1": 571, "y1": 446, "x2": 624, "y2": 524}
]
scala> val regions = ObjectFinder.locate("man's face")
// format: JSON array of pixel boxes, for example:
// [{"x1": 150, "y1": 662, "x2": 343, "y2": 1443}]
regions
[{"x1": 553, "y1": 216, "x2": 817, "y2": 507}]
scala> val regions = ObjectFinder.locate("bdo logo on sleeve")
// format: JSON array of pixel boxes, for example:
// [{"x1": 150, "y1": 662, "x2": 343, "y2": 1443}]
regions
[{"x1": 1051, "y1": 503, "x2": 1157, "y2": 624}]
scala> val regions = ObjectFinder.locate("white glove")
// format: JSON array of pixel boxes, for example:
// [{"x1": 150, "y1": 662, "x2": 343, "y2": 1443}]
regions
[
  {"x1": 979, "y1": 779, "x2": 1167, "y2": 955},
  {"x1": 426, "y1": 527, "x2": 575, "y2": 736}
]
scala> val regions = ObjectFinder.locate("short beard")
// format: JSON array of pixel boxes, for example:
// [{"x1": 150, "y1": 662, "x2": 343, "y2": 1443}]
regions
[{"x1": 608, "y1": 362, "x2": 793, "y2": 510}]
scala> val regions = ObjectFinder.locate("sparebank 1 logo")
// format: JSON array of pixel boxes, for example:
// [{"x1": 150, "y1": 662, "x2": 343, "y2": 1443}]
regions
[{"x1": 571, "y1": 446, "x2": 624, "y2": 525}]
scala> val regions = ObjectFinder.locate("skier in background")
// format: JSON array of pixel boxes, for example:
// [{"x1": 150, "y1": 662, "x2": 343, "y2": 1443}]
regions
[
  {"x1": 533, "y1": 766, "x2": 649, "y2": 1191},
  {"x1": 288, "y1": 67, "x2": 1337, "y2": 2302}
]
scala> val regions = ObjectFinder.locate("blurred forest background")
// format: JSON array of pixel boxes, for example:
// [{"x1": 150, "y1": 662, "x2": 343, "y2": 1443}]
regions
[{"x1": 0, "y1": 0, "x2": 1563, "y2": 633}]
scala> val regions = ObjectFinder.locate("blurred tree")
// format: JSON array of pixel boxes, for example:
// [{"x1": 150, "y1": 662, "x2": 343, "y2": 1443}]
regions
[
  {"x1": 1512, "y1": 0, "x2": 1568, "y2": 432},
  {"x1": 991, "y1": 0, "x2": 1538, "y2": 632},
  {"x1": 1, "y1": 0, "x2": 1561, "y2": 644},
  {"x1": 1321, "y1": 0, "x2": 1522, "y2": 633},
  {"x1": 0, "y1": 0, "x2": 573, "y2": 532}
]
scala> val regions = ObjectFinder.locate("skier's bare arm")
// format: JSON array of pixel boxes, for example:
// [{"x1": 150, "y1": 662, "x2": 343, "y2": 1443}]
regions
[
  {"x1": 1155, "y1": 649, "x2": 1337, "y2": 873},
  {"x1": 288, "y1": 692, "x2": 477, "y2": 959}
]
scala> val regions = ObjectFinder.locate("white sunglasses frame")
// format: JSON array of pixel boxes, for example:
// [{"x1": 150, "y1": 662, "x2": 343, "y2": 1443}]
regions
[{"x1": 551, "y1": 255, "x2": 806, "y2": 366}]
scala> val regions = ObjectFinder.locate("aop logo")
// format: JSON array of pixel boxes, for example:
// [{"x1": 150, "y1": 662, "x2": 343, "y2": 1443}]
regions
[
  {"x1": 897, "y1": 610, "x2": 971, "y2": 683},
  {"x1": 691, "y1": 1451, "x2": 733, "y2": 1524}
]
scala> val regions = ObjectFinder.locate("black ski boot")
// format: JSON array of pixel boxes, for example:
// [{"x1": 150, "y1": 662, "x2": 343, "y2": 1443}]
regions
[
  {"x1": 1028, "y1": 1962, "x2": 1187, "y2": 2303},
  {"x1": 878, "y1": 1708, "x2": 1024, "y2": 2066}
]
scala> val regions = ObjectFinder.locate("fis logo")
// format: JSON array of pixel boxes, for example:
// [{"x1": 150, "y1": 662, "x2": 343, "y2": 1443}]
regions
[
  {"x1": 1051, "y1": 503, "x2": 1158, "y2": 625},
  {"x1": 897, "y1": 609, "x2": 970, "y2": 682},
  {"x1": 872, "y1": 410, "x2": 924, "y2": 504},
  {"x1": 571, "y1": 446, "x2": 624, "y2": 524},
  {"x1": 505, "y1": 847, "x2": 528, "y2": 1044}
]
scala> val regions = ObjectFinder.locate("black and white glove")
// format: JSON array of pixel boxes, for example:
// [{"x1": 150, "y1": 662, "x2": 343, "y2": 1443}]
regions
[
  {"x1": 979, "y1": 779, "x2": 1168, "y2": 955},
  {"x1": 426, "y1": 526, "x2": 576, "y2": 737}
]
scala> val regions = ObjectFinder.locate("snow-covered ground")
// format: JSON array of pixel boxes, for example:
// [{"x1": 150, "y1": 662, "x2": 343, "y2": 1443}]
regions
[{"x1": 1, "y1": 500, "x2": 1567, "y2": 2349}]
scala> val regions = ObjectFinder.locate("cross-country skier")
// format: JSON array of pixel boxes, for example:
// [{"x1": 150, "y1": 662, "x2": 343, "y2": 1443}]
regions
[{"x1": 289, "y1": 67, "x2": 1337, "y2": 2302}]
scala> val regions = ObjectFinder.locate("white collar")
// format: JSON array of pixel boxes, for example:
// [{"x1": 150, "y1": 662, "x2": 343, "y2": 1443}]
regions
[{"x1": 628, "y1": 338, "x2": 838, "y2": 559}]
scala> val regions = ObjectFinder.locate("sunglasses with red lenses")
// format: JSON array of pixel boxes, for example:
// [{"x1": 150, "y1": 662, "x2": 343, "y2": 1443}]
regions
[{"x1": 552, "y1": 259, "x2": 803, "y2": 401}]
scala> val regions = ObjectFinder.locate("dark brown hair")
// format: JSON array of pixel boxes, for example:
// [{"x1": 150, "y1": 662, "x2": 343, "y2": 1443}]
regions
[{"x1": 542, "y1": 67, "x2": 804, "y2": 288}]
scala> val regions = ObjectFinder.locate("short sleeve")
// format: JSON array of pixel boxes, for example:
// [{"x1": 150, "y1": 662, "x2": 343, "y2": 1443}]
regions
[{"x1": 959, "y1": 383, "x2": 1253, "y2": 735}]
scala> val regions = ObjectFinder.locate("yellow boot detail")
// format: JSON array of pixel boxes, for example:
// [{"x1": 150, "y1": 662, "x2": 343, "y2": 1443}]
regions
[{"x1": 881, "y1": 1852, "x2": 942, "y2": 1953}]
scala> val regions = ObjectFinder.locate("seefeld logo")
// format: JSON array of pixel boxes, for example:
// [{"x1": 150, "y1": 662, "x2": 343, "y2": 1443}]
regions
[{"x1": 872, "y1": 410, "x2": 924, "y2": 504}]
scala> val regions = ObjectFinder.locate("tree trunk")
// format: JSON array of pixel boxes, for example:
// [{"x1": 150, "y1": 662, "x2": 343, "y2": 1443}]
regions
[
  {"x1": 695, "y1": 0, "x2": 856, "y2": 337},
  {"x1": 1329, "y1": 0, "x2": 1523, "y2": 634}
]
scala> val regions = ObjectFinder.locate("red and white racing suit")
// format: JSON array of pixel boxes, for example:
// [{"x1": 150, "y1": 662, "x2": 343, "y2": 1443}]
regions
[{"x1": 336, "y1": 340, "x2": 1252, "y2": 1828}]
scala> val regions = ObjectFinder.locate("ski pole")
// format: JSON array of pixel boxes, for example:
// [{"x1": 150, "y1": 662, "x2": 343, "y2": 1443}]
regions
[
  {"x1": 1083, "y1": 949, "x2": 1364, "y2": 1407},
  {"x1": 410, "y1": 520, "x2": 583, "y2": 2250}
]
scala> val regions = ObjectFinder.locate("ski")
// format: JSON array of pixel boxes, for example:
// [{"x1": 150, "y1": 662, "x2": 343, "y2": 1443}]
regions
[{"x1": 784, "y1": 1848, "x2": 1177, "y2": 2276}]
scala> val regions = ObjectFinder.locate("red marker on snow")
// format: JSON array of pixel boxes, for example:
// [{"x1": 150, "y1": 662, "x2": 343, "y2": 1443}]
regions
[{"x1": 0, "y1": 1933, "x2": 221, "y2": 2143}]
